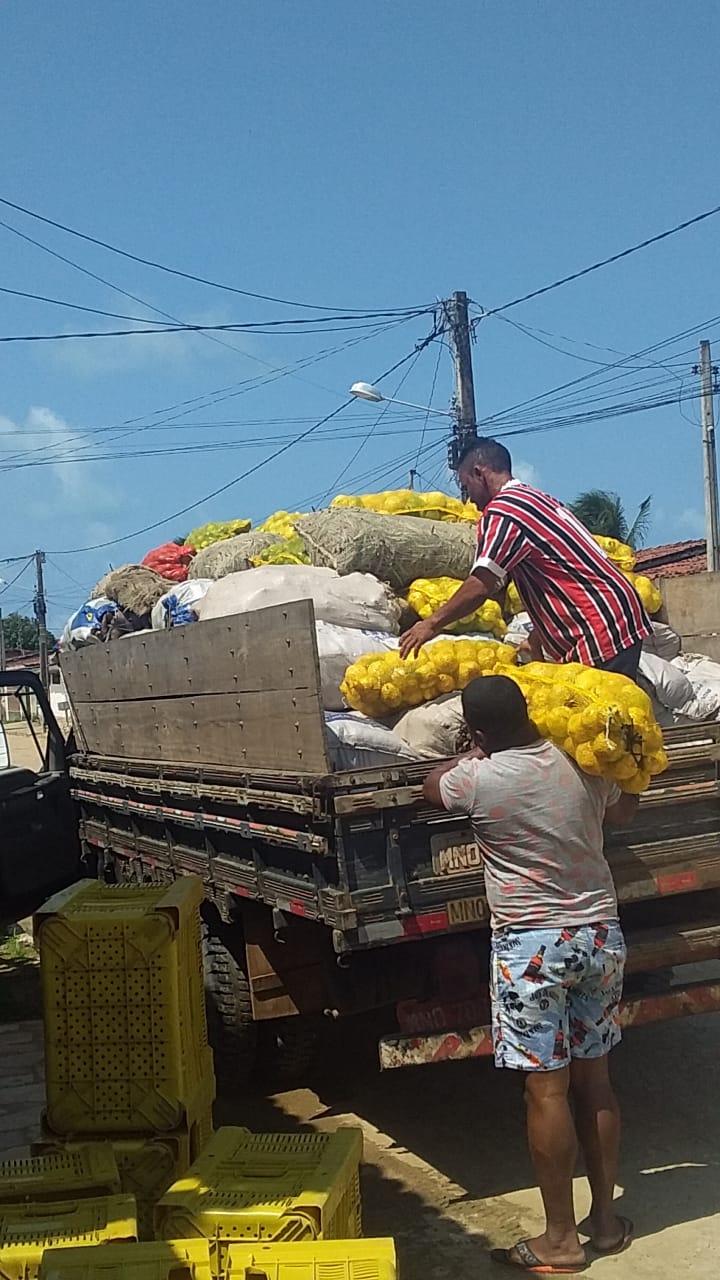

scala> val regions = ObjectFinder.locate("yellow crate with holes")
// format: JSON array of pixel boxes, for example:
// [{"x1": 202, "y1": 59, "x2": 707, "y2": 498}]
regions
[
  {"x1": 32, "y1": 1137, "x2": 187, "y2": 1243},
  {"x1": 34, "y1": 877, "x2": 214, "y2": 1135},
  {"x1": 0, "y1": 1146, "x2": 120, "y2": 1203},
  {"x1": 38, "y1": 1239, "x2": 214, "y2": 1280},
  {"x1": 0, "y1": 1194, "x2": 136, "y2": 1280},
  {"x1": 154, "y1": 1127, "x2": 363, "y2": 1248},
  {"x1": 222, "y1": 1239, "x2": 397, "y2": 1280}
]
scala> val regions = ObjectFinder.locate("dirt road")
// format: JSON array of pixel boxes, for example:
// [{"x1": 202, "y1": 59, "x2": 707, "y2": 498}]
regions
[{"x1": 217, "y1": 1009, "x2": 720, "y2": 1279}]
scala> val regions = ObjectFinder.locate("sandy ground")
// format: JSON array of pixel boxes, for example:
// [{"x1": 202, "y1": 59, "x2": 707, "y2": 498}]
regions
[
  {"x1": 2, "y1": 720, "x2": 48, "y2": 770},
  {"x1": 216, "y1": 1010, "x2": 720, "y2": 1279},
  {"x1": 2, "y1": 721, "x2": 718, "y2": 1275}
]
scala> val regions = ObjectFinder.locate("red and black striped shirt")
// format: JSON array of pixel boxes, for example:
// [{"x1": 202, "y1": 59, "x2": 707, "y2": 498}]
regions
[{"x1": 473, "y1": 481, "x2": 652, "y2": 665}]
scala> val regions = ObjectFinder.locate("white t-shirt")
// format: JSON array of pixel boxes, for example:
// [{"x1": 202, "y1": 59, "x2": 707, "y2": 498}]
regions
[{"x1": 438, "y1": 740, "x2": 620, "y2": 931}]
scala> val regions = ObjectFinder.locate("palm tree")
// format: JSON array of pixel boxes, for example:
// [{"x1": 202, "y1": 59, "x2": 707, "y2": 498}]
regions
[{"x1": 569, "y1": 490, "x2": 652, "y2": 549}]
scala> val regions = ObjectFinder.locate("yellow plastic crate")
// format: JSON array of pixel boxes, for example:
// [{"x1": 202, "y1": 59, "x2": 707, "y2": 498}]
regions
[
  {"x1": 35, "y1": 877, "x2": 215, "y2": 1134},
  {"x1": 222, "y1": 1240, "x2": 397, "y2": 1280},
  {"x1": 32, "y1": 1104, "x2": 214, "y2": 1244},
  {"x1": 155, "y1": 1127, "x2": 363, "y2": 1247},
  {"x1": 38, "y1": 1239, "x2": 213, "y2": 1279},
  {"x1": 0, "y1": 1146, "x2": 120, "y2": 1203},
  {"x1": 0, "y1": 1194, "x2": 136, "y2": 1280}
]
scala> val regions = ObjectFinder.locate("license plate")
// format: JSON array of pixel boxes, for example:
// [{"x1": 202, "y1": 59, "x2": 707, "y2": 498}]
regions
[
  {"x1": 431, "y1": 829, "x2": 483, "y2": 876},
  {"x1": 447, "y1": 896, "x2": 487, "y2": 926}
]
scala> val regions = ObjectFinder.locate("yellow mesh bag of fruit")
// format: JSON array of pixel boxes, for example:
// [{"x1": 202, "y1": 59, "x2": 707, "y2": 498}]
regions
[
  {"x1": 186, "y1": 518, "x2": 252, "y2": 551},
  {"x1": 257, "y1": 510, "x2": 304, "y2": 539},
  {"x1": 592, "y1": 535, "x2": 636, "y2": 573},
  {"x1": 507, "y1": 662, "x2": 667, "y2": 793},
  {"x1": 340, "y1": 638, "x2": 516, "y2": 718},
  {"x1": 622, "y1": 570, "x2": 662, "y2": 615},
  {"x1": 331, "y1": 488, "x2": 481, "y2": 523},
  {"x1": 407, "y1": 577, "x2": 506, "y2": 637}
]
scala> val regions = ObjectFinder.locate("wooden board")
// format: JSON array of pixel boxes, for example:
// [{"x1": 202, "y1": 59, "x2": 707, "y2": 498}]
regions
[{"x1": 60, "y1": 600, "x2": 329, "y2": 773}]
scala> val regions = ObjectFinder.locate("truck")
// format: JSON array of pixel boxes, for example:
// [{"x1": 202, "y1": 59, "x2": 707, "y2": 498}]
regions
[{"x1": 3, "y1": 598, "x2": 720, "y2": 1081}]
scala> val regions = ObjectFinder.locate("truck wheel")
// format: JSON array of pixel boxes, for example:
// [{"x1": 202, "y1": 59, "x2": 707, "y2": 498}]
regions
[
  {"x1": 201, "y1": 914, "x2": 257, "y2": 1089},
  {"x1": 257, "y1": 1017, "x2": 321, "y2": 1088}
]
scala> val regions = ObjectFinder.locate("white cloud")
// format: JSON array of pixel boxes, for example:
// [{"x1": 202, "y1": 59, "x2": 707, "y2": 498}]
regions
[
  {"x1": 44, "y1": 307, "x2": 262, "y2": 378},
  {"x1": 514, "y1": 458, "x2": 541, "y2": 487},
  {"x1": 0, "y1": 405, "x2": 119, "y2": 515},
  {"x1": 677, "y1": 506, "x2": 706, "y2": 538}
]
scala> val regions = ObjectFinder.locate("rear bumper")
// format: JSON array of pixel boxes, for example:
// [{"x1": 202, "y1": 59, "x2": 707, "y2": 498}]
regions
[{"x1": 378, "y1": 977, "x2": 720, "y2": 1069}]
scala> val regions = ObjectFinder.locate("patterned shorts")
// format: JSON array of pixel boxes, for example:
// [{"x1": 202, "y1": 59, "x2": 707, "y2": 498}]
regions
[{"x1": 490, "y1": 922, "x2": 626, "y2": 1071}]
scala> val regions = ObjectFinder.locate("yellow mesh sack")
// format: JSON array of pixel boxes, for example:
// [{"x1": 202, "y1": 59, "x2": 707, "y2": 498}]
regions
[
  {"x1": 340, "y1": 638, "x2": 517, "y2": 717},
  {"x1": 407, "y1": 577, "x2": 506, "y2": 637},
  {"x1": 331, "y1": 489, "x2": 481, "y2": 523},
  {"x1": 186, "y1": 519, "x2": 252, "y2": 551},
  {"x1": 507, "y1": 662, "x2": 667, "y2": 792},
  {"x1": 592, "y1": 535, "x2": 636, "y2": 573},
  {"x1": 257, "y1": 511, "x2": 304, "y2": 539},
  {"x1": 622, "y1": 570, "x2": 662, "y2": 615}
]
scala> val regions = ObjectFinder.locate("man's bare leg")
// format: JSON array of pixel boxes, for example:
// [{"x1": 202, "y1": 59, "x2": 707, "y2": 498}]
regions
[
  {"x1": 509, "y1": 1067, "x2": 585, "y2": 1267},
  {"x1": 571, "y1": 1056, "x2": 626, "y2": 1249}
]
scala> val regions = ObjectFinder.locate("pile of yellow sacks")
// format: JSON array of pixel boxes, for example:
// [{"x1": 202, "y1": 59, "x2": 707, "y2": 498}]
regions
[
  {"x1": 331, "y1": 489, "x2": 481, "y2": 523},
  {"x1": 341, "y1": 638, "x2": 517, "y2": 717},
  {"x1": 407, "y1": 577, "x2": 506, "y2": 637},
  {"x1": 257, "y1": 510, "x2": 304, "y2": 539},
  {"x1": 506, "y1": 662, "x2": 667, "y2": 792},
  {"x1": 186, "y1": 518, "x2": 251, "y2": 551}
]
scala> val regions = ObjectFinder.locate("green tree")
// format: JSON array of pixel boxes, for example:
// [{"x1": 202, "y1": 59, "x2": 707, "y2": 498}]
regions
[
  {"x1": 569, "y1": 490, "x2": 652, "y2": 549},
  {"x1": 0, "y1": 612, "x2": 57, "y2": 650}
]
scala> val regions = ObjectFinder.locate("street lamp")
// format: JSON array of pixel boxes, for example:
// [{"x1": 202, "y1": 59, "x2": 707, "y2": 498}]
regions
[{"x1": 350, "y1": 382, "x2": 453, "y2": 416}]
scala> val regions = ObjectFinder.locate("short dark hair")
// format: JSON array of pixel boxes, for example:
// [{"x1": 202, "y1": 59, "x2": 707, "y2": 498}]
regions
[
  {"x1": 461, "y1": 675, "x2": 529, "y2": 735},
  {"x1": 457, "y1": 437, "x2": 512, "y2": 474}
]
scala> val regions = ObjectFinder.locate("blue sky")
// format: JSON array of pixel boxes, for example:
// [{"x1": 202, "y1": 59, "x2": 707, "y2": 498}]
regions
[{"x1": 1, "y1": 0, "x2": 719, "y2": 631}]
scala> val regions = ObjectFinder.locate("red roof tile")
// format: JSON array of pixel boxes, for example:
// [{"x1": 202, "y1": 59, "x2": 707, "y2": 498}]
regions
[{"x1": 634, "y1": 539, "x2": 707, "y2": 578}]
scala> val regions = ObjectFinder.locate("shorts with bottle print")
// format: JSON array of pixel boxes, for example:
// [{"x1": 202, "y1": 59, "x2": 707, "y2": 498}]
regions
[{"x1": 490, "y1": 921, "x2": 626, "y2": 1071}]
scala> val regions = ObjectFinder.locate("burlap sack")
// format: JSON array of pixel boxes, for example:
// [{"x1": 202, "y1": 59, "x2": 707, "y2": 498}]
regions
[
  {"x1": 188, "y1": 531, "x2": 282, "y2": 579},
  {"x1": 294, "y1": 509, "x2": 477, "y2": 590}
]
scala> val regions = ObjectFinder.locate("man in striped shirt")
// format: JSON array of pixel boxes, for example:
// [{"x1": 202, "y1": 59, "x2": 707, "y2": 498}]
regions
[{"x1": 399, "y1": 438, "x2": 652, "y2": 675}]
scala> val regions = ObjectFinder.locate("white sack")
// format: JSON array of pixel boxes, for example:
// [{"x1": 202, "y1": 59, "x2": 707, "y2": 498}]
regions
[
  {"x1": 324, "y1": 711, "x2": 422, "y2": 770},
  {"x1": 392, "y1": 693, "x2": 468, "y2": 759},
  {"x1": 637, "y1": 652, "x2": 693, "y2": 710},
  {"x1": 315, "y1": 622, "x2": 397, "y2": 709},
  {"x1": 196, "y1": 565, "x2": 402, "y2": 633},
  {"x1": 151, "y1": 579, "x2": 213, "y2": 629},
  {"x1": 643, "y1": 621, "x2": 682, "y2": 661}
]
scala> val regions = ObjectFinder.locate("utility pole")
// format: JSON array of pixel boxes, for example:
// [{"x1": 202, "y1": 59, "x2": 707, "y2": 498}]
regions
[
  {"x1": 695, "y1": 341, "x2": 720, "y2": 572},
  {"x1": 34, "y1": 549, "x2": 50, "y2": 689},
  {"x1": 445, "y1": 290, "x2": 478, "y2": 474}
]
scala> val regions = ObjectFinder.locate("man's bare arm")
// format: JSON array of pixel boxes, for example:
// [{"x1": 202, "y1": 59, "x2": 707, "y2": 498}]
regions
[
  {"x1": 604, "y1": 793, "x2": 639, "y2": 827},
  {"x1": 422, "y1": 748, "x2": 485, "y2": 808}
]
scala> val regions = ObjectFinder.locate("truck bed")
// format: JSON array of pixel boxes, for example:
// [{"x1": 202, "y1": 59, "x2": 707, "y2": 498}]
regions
[{"x1": 68, "y1": 718, "x2": 720, "y2": 953}]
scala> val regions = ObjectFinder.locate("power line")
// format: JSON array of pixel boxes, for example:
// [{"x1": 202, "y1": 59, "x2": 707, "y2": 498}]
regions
[
  {"x1": 0, "y1": 194, "x2": 430, "y2": 314},
  {"x1": 48, "y1": 337, "x2": 436, "y2": 554},
  {"x1": 414, "y1": 339, "x2": 444, "y2": 470},
  {"x1": 0, "y1": 313, "x2": 430, "y2": 344},
  {"x1": 479, "y1": 200, "x2": 720, "y2": 316},
  {"x1": 0, "y1": 558, "x2": 32, "y2": 596}
]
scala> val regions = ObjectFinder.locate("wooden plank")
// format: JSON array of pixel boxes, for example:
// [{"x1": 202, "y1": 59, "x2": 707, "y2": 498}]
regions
[
  {"x1": 60, "y1": 600, "x2": 321, "y2": 702},
  {"x1": 71, "y1": 688, "x2": 328, "y2": 772},
  {"x1": 60, "y1": 600, "x2": 329, "y2": 774}
]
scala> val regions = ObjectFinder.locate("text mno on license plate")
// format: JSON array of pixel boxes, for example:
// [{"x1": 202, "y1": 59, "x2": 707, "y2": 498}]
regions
[
  {"x1": 447, "y1": 896, "x2": 487, "y2": 926},
  {"x1": 431, "y1": 829, "x2": 483, "y2": 876}
]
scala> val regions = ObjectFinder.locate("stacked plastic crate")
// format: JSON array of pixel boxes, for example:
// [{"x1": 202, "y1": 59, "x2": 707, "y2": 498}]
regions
[{"x1": 31, "y1": 878, "x2": 215, "y2": 1242}]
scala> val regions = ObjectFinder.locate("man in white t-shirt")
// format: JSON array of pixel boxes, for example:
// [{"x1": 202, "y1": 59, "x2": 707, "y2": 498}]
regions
[{"x1": 423, "y1": 675, "x2": 638, "y2": 1275}]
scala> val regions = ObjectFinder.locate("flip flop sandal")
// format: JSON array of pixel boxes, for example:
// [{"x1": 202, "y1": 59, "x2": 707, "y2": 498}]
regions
[
  {"x1": 589, "y1": 1216, "x2": 634, "y2": 1256},
  {"x1": 490, "y1": 1240, "x2": 588, "y2": 1274}
]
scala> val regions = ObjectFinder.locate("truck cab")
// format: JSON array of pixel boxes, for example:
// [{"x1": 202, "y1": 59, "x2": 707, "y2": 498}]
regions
[{"x1": 0, "y1": 670, "x2": 81, "y2": 925}]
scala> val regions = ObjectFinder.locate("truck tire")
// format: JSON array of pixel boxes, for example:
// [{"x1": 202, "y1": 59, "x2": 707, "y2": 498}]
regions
[
  {"x1": 201, "y1": 914, "x2": 257, "y2": 1089},
  {"x1": 257, "y1": 1017, "x2": 321, "y2": 1088}
]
